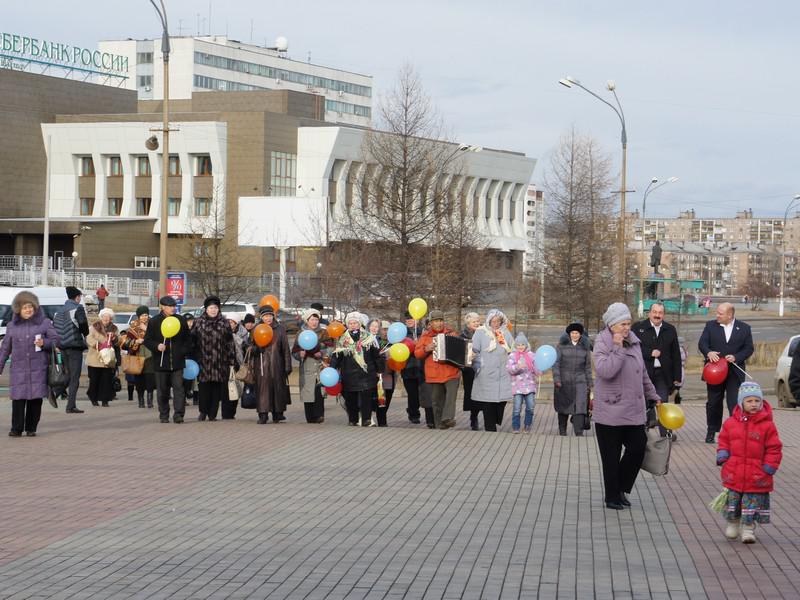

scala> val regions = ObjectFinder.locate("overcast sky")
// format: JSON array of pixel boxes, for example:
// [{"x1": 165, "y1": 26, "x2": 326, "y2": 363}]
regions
[{"x1": 6, "y1": 1, "x2": 799, "y2": 217}]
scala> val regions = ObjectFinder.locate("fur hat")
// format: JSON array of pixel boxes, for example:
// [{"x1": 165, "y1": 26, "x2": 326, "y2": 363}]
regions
[
  {"x1": 66, "y1": 286, "x2": 82, "y2": 300},
  {"x1": 203, "y1": 295, "x2": 221, "y2": 309},
  {"x1": 737, "y1": 381, "x2": 764, "y2": 408},
  {"x1": 566, "y1": 322, "x2": 584, "y2": 335},
  {"x1": 602, "y1": 302, "x2": 632, "y2": 327},
  {"x1": 136, "y1": 305, "x2": 150, "y2": 317},
  {"x1": 12, "y1": 290, "x2": 39, "y2": 314}
]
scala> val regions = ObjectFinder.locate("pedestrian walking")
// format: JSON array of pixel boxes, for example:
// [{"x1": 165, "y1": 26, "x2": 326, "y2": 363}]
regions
[
  {"x1": 183, "y1": 313, "x2": 198, "y2": 405},
  {"x1": 252, "y1": 304, "x2": 292, "y2": 424},
  {"x1": 470, "y1": 309, "x2": 513, "y2": 432},
  {"x1": 95, "y1": 284, "x2": 108, "y2": 310},
  {"x1": 460, "y1": 312, "x2": 481, "y2": 430},
  {"x1": 144, "y1": 296, "x2": 192, "y2": 423},
  {"x1": 291, "y1": 308, "x2": 331, "y2": 424},
  {"x1": 192, "y1": 296, "x2": 236, "y2": 422},
  {"x1": 119, "y1": 305, "x2": 156, "y2": 408},
  {"x1": 400, "y1": 311, "x2": 423, "y2": 425},
  {"x1": 0, "y1": 291, "x2": 59, "y2": 437},
  {"x1": 53, "y1": 286, "x2": 89, "y2": 413},
  {"x1": 552, "y1": 323, "x2": 593, "y2": 436},
  {"x1": 224, "y1": 313, "x2": 248, "y2": 419},
  {"x1": 506, "y1": 333, "x2": 541, "y2": 434},
  {"x1": 86, "y1": 308, "x2": 119, "y2": 407},
  {"x1": 415, "y1": 311, "x2": 461, "y2": 429},
  {"x1": 593, "y1": 302, "x2": 662, "y2": 511},
  {"x1": 716, "y1": 382, "x2": 782, "y2": 544},
  {"x1": 698, "y1": 302, "x2": 754, "y2": 443}
]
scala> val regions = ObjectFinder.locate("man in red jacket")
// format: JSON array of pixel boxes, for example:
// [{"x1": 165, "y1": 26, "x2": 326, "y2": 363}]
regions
[{"x1": 415, "y1": 311, "x2": 461, "y2": 429}]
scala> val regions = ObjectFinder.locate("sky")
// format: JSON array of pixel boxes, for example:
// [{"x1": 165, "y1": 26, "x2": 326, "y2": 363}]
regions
[{"x1": 5, "y1": 1, "x2": 800, "y2": 218}]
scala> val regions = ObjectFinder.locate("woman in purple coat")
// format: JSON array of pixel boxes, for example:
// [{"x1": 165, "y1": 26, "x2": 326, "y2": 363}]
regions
[
  {"x1": 0, "y1": 291, "x2": 59, "y2": 437},
  {"x1": 593, "y1": 302, "x2": 661, "y2": 510}
]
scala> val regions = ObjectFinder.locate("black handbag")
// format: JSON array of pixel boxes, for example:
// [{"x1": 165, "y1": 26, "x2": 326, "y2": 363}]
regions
[
  {"x1": 583, "y1": 411, "x2": 592, "y2": 430},
  {"x1": 240, "y1": 384, "x2": 258, "y2": 409},
  {"x1": 48, "y1": 350, "x2": 70, "y2": 388},
  {"x1": 112, "y1": 376, "x2": 122, "y2": 393}
]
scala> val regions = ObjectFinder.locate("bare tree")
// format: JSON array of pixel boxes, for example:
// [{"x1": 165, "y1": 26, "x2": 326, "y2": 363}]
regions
[
  {"x1": 738, "y1": 276, "x2": 778, "y2": 311},
  {"x1": 543, "y1": 129, "x2": 617, "y2": 325},
  {"x1": 179, "y1": 187, "x2": 260, "y2": 304}
]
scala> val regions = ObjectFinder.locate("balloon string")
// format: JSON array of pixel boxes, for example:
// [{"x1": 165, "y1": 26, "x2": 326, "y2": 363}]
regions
[
  {"x1": 160, "y1": 336, "x2": 165, "y2": 368},
  {"x1": 729, "y1": 361, "x2": 754, "y2": 381}
]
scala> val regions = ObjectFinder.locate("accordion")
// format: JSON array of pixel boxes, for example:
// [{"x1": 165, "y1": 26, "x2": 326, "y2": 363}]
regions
[{"x1": 432, "y1": 334, "x2": 472, "y2": 368}]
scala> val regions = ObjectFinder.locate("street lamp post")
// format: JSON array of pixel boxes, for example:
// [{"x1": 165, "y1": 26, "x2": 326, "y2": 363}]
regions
[
  {"x1": 559, "y1": 76, "x2": 629, "y2": 296},
  {"x1": 149, "y1": 0, "x2": 171, "y2": 300},
  {"x1": 637, "y1": 176, "x2": 678, "y2": 316},
  {"x1": 779, "y1": 193, "x2": 800, "y2": 317},
  {"x1": 71, "y1": 251, "x2": 78, "y2": 285}
]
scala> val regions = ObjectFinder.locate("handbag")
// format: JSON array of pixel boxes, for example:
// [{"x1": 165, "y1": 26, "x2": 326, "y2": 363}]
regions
[
  {"x1": 641, "y1": 428, "x2": 672, "y2": 476},
  {"x1": 234, "y1": 347, "x2": 255, "y2": 385},
  {"x1": 48, "y1": 349, "x2": 70, "y2": 388},
  {"x1": 227, "y1": 367, "x2": 242, "y2": 401},
  {"x1": 112, "y1": 375, "x2": 122, "y2": 393},
  {"x1": 121, "y1": 353, "x2": 145, "y2": 375},
  {"x1": 240, "y1": 384, "x2": 257, "y2": 409}
]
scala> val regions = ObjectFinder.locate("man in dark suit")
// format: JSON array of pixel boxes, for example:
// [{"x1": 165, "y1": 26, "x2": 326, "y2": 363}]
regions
[
  {"x1": 634, "y1": 302, "x2": 682, "y2": 403},
  {"x1": 698, "y1": 302, "x2": 754, "y2": 443}
]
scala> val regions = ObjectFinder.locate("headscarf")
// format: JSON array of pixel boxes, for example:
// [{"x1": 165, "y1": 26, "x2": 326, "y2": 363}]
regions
[{"x1": 476, "y1": 309, "x2": 511, "y2": 352}]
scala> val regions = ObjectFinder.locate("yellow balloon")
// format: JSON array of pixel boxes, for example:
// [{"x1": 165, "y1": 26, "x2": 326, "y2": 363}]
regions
[
  {"x1": 161, "y1": 315, "x2": 181, "y2": 338},
  {"x1": 389, "y1": 342, "x2": 411, "y2": 363},
  {"x1": 408, "y1": 297, "x2": 428, "y2": 321},
  {"x1": 658, "y1": 403, "x2": 685, "y2": 430}
]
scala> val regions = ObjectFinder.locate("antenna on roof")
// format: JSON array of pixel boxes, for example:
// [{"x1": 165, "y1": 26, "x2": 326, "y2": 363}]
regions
[{"x1": 250, "y1": 19, "x2": 254, "y2": 43}]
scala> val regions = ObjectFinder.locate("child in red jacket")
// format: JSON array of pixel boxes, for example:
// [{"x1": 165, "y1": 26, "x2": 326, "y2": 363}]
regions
[{"x1": 716, "y1": 381, "x2": 782, "y2": 544}]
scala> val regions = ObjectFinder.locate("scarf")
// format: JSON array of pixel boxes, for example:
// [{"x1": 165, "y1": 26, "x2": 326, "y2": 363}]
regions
[
  {"x1": 511, "y1": 350, "x2": 534, "y2": 372},
  {"x1": 332, "y1": 328, "x2": 377, "y2": 372},
  {"x1": 476, "y1": 325, "x2": 511, "y2": 353}
]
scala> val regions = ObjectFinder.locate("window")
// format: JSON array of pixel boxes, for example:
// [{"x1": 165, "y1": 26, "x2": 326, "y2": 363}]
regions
[
  {"x1": 108, "y1": 198, "x2": 122, "y2": 216},
  {"x1": 136, "y1": 197, "x2": 151, "y2": 216},
  {"x1": 168, "y1": 156, "x2": 181, "y2": 176},
  {"x1": 196, "y1": 156, "x2": 212, "y2": 176},
  {"x1": 168, "y1": 197, "x2": 181, "y2": 217},
  {"x1": 194, "y1": 197, "x2": 211, "y2": 217},
  {"x1": 137, "y1": 156, "x2": 151, "y2": 176},
  {"x1": 505, "y1": 254, "x2": 514, "y2": 270},
  {"x1": 270, "y1": 151, "x2": 296, "y2": 196},
  {"x1": 80, "y1": 157, "x2": 94, "y2": 176},
  {"x1": 193, "y1": 243, "x2": 210, "y2": 258},
  {"x1": 137, "y1": 75, "x2": 153, "y2": 88},
  {"x1": 109, "y1": 156, "x2": 123, "y2": 176},
  {"x1": 137, "y1": 52, "x2": 153, "y2": 64},
  {"x1": 80, "y1": 198, "x2": 94, "y2": 216}
]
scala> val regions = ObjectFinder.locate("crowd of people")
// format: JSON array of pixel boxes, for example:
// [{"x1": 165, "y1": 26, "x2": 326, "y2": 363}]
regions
[{"x1": 0, "y1": 288, "x2": 790, "y2": 542}]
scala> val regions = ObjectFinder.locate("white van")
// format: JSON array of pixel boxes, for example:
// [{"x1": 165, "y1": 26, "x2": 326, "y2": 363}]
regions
[{"x1": 0, "y1": 286, "x2": 69, "y2": 342}]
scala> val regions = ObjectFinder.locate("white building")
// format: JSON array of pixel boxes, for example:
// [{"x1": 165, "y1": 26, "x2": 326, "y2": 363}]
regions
[
  {"x1": 523, "y1": 185, "x2": 545, "y2": 276},
  {"x1": 98, "y1": 36, "x2": 373, "y2": 127}
]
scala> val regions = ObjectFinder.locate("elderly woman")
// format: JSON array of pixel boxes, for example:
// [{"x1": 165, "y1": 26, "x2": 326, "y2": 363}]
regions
[
  {"x1": 330, "y1": 312, "x2": 383, "y2": 426},
  {"x1": 193, "y1": 296, "x2": 236, "y2": 422},
  {"x1": 594, "y1": 302, "x2": 662, "y2": 510},
  {"x1": 553, "y1": 323, "x2": 594, "y2": 436},
  {"x1": 120, "y1": 305, "x2": 156, "y2": 408},
  {"x1": 470, "y1": 309, "x2": 514, "y2": 432},
  {"x1": 460, "y1": 312, "x2": 481, "y2": 430},
  {"x1": 0, "y1": 291, "x2": 59, "y2": 437},
  {"x1": 87, "y1": 308, "x2": 119, "y2": 407},
  {"x1": 252, "y1": 304, "x2": 292, "y2": 424},
  {"x1": 292, "y1": 308, "x2": 331, "y2": 424},
  {"x1": 367, "y1": 318, "x2": 394, "y2": 427},
  {"x1": 224, "y1": 313, "x2": 249, "y2": 419}
]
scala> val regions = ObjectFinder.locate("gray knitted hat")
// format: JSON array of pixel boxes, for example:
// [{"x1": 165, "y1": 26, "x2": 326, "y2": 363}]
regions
[{"x1": 602, "y1": 302, "x2": 632, "y2": 327}]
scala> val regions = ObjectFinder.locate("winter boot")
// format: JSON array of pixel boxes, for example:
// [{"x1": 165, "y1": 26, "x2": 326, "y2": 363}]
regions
[
  {"x1": 724, "y1": 519, "x2": 740, "y2": 540},
  {"x1": 558, "y1": 414, "x2": 568, "y2": 436},
  {"x1": 146, "y1": 392, "x2": 153, "y2": 409},
  {"x1": 741, "y1": 523, "x2": 756, "y2": 544},
  {"x1": 137, "y1": 394, "x2": 145, "y2": 408}
]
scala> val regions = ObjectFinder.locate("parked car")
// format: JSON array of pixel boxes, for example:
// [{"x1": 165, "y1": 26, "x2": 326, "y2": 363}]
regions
[
  {"x1": 0, "y1": 286, "x2": 69, "y2": 342},
  {"x1": 114, "y1": 312, "x2": 136, "y2": 335},
  {"x1": 774, "y1": 334, "x2": 800, "y2": 408}
]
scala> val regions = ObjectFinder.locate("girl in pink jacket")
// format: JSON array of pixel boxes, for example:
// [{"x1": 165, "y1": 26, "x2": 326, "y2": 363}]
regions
[{"x1": 506, "y1": 333, "x2": 541, "y2": 433}]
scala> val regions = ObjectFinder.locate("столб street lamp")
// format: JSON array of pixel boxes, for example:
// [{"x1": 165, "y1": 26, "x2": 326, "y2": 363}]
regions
[
  {"x1": 71, "y1": 251, "x2": 78, "y2": 285},
  {"x1": 779, "y1": 193, "x2": 800, "y2": 317},
  {"x1": 638, "y1": 176, "x2": 678, "y2": 316}
]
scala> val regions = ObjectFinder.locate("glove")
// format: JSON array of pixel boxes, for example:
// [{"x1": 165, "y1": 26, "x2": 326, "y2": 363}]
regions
[
  {"x1": 762, "y1": 464, "x2": 777, "y2": 475},
  {"x1": 716, "y1": 450, "x2": 730, "y2": 466}
]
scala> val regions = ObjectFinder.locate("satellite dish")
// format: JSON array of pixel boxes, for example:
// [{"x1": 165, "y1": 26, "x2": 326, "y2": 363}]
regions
[{"x1": 275, "y1": 36, "x2": 288, "y2": 51}]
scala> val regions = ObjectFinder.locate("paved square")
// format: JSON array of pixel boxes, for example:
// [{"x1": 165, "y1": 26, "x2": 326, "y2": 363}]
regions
[{"x1": 0, "y1": 394, "x2": 797, "y2": 599}]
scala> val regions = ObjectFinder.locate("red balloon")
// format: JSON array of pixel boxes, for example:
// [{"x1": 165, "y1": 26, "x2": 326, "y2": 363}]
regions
[
  {"x1": 402, "y1": 338, "x2": 416, "y2": 353},
  {"x1": 703, "y1": 360, "x2": 729, "y2": 385},
  {"x1": 387, "y1": 358, "x2": 407, "y2": 372},
  {"x1": 253, "y1": 324, "x2": 274, "y2": 347},
  {"x1": 324, "y1": 382, "x2": 342, "y2": 395}
]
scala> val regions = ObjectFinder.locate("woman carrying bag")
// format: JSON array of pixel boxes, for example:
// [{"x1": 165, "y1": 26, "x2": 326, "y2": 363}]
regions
[
  {"x1": 119, "y1": 305, "x2": 156, "y2": 408},
  {"x1": 0, "y1": 291, "x2": 59, "y2": 437},
  {"x1": 87, "y1": 308, "x2": 119, "y2": 407}
]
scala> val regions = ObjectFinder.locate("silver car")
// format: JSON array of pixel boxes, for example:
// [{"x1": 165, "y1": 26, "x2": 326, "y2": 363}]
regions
[{"x1": 774, "y1": 334, "x2": 800, "y2": 408}]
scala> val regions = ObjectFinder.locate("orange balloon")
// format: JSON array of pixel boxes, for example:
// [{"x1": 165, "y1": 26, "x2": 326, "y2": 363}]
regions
[
  {"x1": 387, "y1": 358, "x2": 407, "y2": 372},
  {"x1": 253, "y1": 324, "x2": 274, "y2": 347},
  {"x1": 327, "y1": 321, "x2": 345, "y2": 339},
  {"x1": 259, "y1": 294, "x2": 280, "y2": 313}
]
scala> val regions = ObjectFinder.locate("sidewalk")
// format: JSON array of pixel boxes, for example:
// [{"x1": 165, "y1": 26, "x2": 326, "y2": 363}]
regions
[{"x1": 0, "y1": 396, "x2": 797, "y2": 599}]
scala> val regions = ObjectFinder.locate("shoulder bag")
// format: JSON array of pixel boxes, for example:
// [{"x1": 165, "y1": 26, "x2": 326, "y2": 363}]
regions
[
  {"x1": 121, "y1": 351, "x2": 145, "y2": 375},
  {"x1": 641, "y1": 428, "x2": 672, "y2": 476},
  {"x1": 48, "y1": 349, "x2": 70, "y2": 388},
  {"x1": 234, "y1": 347, "x2": 256, "y2": 385}
]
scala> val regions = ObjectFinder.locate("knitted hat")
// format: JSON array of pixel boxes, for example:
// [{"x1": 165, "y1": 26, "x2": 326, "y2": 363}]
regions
[
  {"x1": 737, "y1": 381, "x2": 763, "y2": 408},
  {"x1": 243, "y1": 314, "x2": 256, "y2": 325},
  {"x1": 566, "y1": 322, "x2": 584, "y2": 335},
  {"x1": 136, "y1": 305, "x2": 149, "y2": 317},
  {"x1": 259, "y1": 304, "x2": 274, "y2": 316},
  {"x1": 602, "y1": 302, "x2": 632, "y2": 327},
  {"x1": 66, "y1": 286, "x2": 82, "y2": 300},
  {"x1": 514, "y1": 332, "x2": 530, "y2": 349},
  {"x1": 302, "y1": 308, "x2": 321, "y2": 323}
]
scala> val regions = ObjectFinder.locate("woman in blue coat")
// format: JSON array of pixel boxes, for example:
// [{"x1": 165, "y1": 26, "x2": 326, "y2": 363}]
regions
[{"x1": 0, "y1": 291, "x2": 60, "y2": 437}]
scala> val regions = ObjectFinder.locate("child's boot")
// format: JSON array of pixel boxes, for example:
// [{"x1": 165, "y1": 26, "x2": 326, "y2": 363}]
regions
[
  {"x1": 741, "y1": 523, "x2": 756, "y2": 544},
  {"x1": 724, "y1": 518, "x2": 740, "y2": 540}
]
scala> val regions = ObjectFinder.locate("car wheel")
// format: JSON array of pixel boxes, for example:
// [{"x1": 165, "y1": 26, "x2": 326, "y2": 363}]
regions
[{"x1": 777, "y1": 381, "x2": 796, "y2": 408}]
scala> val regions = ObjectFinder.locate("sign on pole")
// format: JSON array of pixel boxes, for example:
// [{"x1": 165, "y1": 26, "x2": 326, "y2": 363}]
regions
[{"x1": 166, "y1": 272, "x2": 187, "y2": 306}]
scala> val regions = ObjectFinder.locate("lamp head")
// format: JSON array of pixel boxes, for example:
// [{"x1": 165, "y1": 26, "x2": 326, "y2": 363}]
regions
[
  {"x1": 558, "y1": 78, "x2": 573, "y2": 89},
  {"x1": 71, "y1": 251, "x2": 78, "y2": 258},
  {"x1": 651, "y1": 177, "x2": 658, "y2": 184},
  {"x1": 145, "y1": 135, "x2": 159, "y2": 151},
  {"x1": 667, "y1": 177, "x2": 679, "y2": 183},
  {"x1": 606, "y1": 80, "x2": 616, "y2": 91},
  {"x1": 794, "y1": 194, "x2": 800, "y2": 200}
]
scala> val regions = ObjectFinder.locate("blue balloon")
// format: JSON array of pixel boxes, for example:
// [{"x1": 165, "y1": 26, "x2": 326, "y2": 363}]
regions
[
  {"x1": 184, "y1": 359, "x2": 200, "y2": 380},
  {"x1": 534, "y1": 345, "x2": 557, "y2": 372},
  {"x1": 387, "y1": 322, "x2": 407, "y2": 344},
  {"x1": 319, "y1": 367, "x2": 340, "y2": 388},
  {"x1": 298, "y1": 330, "x2": 318, "y2": 351}
]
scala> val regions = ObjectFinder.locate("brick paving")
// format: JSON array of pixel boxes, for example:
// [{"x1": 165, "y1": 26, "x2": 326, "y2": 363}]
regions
[{"x1": 0, "y1": 390, "x2": 797, "y2": 599}]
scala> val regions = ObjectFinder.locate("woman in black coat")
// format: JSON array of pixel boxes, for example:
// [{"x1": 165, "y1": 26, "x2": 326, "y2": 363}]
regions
[
  {"x1": 192, "y1": 296, "x2": 236, "y2": 421},
  {"x1": 460, "y1": 312, "x2": 481, "y2": 430},
  {"x1": 552, "y1": 323, "x2": 593, "y2": 436}
]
